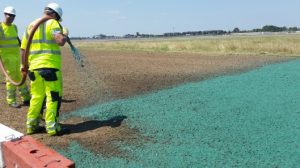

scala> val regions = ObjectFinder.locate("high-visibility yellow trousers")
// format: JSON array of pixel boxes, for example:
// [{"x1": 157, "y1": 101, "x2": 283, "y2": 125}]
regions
[
  {"x1": 6, "y1": 81, "x2": 30, "y2": 104},
  {"x1": 26, "y1": 69, "x2": 62, "y2": 135},
  {"x1": 3, "y1": 57, "x2": 30, "y2": 104}
]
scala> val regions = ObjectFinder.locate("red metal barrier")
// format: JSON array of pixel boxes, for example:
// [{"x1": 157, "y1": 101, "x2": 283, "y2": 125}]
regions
[{"x1": 3, "y1": 136, "x2": 75, "y2": 168}]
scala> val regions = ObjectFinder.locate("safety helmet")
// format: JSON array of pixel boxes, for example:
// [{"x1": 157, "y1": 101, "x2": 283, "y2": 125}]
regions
[
  {"x1": 46, "y1": 3, "x2": 63, "y2": 21},
  {"x1": 3, "y1": 6, "x2": 16, "y2": 15}
]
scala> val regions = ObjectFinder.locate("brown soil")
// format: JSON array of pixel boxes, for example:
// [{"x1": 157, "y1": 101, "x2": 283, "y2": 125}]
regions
[{"x1": 0, "y1": 47, "x2": 296, "y2": 157}]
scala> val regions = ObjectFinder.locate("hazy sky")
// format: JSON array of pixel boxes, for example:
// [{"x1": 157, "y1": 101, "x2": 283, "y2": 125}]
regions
[{"x1": 1, "y1": 0, "x2": 300, "y2": 37}]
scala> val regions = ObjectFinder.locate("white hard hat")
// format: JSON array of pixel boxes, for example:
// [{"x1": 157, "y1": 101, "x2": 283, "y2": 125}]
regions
[
  {"x1": 46, "y1": 3, "x2": 63, "y2": 21},
  {"x1": 4, "y1": 6, "x2": 16, "y2": 15}
]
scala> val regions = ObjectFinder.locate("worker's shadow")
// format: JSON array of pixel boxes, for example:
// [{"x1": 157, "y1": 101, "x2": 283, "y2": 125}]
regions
[{"x1": 62, "y1": 115, "x2": 127, "y2": 134}]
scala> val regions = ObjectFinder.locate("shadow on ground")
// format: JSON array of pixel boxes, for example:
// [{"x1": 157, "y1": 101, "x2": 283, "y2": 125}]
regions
[{"x1": 64, "y1": 115, "x2": 127, "y2": 134}]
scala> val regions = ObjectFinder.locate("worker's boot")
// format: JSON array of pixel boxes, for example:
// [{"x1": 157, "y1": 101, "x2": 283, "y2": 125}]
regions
[
  {"x1": 48, "y1": 127, "x2": 70, "y2": 136},
  {"x1": 9, "y1": 102, "x2": 21, "y2": 108},
  {"x1": 26, "y1": 126, "x2": 45, "y2": 135}
]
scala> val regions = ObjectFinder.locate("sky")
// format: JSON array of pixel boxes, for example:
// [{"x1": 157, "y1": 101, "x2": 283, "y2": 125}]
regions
[{"x1": 1, "y1": 0, "x2": 300, "y2": 37}]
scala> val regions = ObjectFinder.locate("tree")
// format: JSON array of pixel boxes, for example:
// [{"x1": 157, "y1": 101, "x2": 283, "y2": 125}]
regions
[
  {"x1": 233, "y1": 27, "x2": 240, "y2": 33},
  {"x1": 288, "y1": 27, "x2": 298, "y2": 32},
  {"x1": 262, "y1": 25, "x2": 282, "y2": 32}
]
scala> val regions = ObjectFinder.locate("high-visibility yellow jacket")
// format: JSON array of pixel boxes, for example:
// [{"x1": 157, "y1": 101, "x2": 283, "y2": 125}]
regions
[
  {"x1": 0, "y1": 22, "x2": 19, "y2": 59},
  {"x1": 21, "y1": 19, "x2": 62, "y2": 71}
]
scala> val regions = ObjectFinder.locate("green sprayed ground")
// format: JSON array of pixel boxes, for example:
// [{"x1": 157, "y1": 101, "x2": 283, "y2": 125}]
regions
[{"x1": 60, "y1": 59, "x2": 300, "y2": 167}]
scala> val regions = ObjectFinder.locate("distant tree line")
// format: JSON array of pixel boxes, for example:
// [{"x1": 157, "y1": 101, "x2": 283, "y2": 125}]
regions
[
  {"x1": 252, "y1": 25, "x2": 299, "y2": 32},
  {"x1": 71, "y1": 25, "x2": 300, "y2": 40}
]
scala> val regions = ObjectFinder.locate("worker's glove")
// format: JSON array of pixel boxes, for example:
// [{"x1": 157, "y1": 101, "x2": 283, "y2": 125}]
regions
[{"x1": 62, "y1": 27, "x2": 69, "y2": 36}]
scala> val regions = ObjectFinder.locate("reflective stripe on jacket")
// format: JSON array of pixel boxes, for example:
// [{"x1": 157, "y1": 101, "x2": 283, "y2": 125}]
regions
[
  {"x1": 0, "y1": 22, "x2": 19, "y2": 57},
  {"x1": 21, "y1": 19, "x2": 62, "y2": 70}
]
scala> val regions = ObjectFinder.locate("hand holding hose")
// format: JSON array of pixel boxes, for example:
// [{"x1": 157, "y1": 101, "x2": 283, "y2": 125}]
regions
[{"x1": 20, "y1": 49, "x2": 28, "y2": 73}]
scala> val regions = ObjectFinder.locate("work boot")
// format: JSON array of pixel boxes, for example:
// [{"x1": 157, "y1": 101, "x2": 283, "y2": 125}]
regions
[
  {"x1": 22, "y1": 100, "x2": 30, "y2": 106},
  {"x1": 26, "y1": 126, "x2": 46, "y2": 135},
  {"x1": 49, "y1": 127, "x2": 70, "y2": 136},
  {"x1": 9, "y1": 102, "x2": 21, "y2": 108}
]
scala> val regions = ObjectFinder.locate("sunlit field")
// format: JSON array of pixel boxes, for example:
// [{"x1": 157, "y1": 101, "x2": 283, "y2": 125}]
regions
[
  {"x1": 1, "y1": 32, "x2": 300, "y2": 167},
  {"x1": 73, "y1": 34, "x2": 300, "y2": 57}
]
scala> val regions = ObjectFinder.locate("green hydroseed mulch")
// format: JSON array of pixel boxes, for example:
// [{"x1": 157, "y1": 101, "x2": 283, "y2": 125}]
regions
[{"x1": 60, "y1": 59, "x2": 300, "y2": 167}]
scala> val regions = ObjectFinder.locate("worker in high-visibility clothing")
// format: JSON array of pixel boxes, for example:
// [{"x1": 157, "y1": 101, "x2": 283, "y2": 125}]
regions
[
  {"x1": 21, "y1": 3, "x2": 69, "y2": 136},
  {"x1": 0, "y1": 6, "x2": 30, "y2": 108}
]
